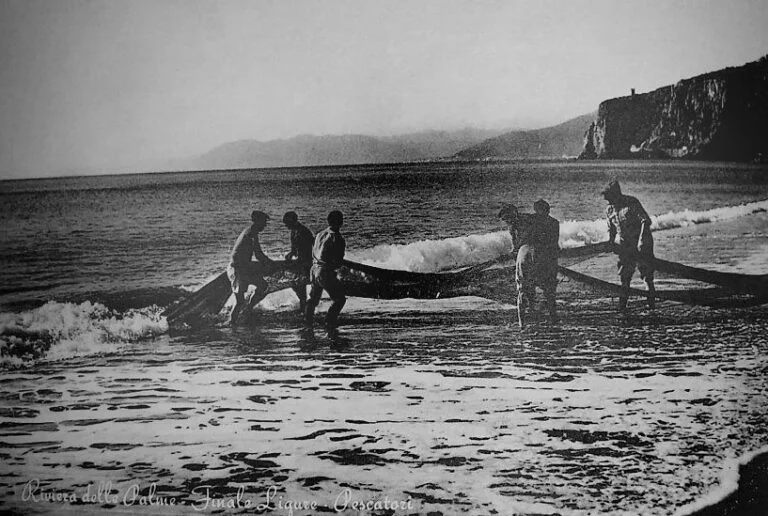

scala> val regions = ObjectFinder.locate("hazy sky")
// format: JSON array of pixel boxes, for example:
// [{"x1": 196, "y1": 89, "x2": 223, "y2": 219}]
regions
[{"x1": 1, "y1": 0, "x2": 767, "y2": 178}]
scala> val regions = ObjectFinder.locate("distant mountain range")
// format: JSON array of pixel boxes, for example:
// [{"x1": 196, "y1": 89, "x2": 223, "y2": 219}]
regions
[
  {"x1": 158, "y1": 56, "x2": 768, "y2": 173},
  {"x1": 180, "y1": 115, "x2": 596, "y2": 171},
  {"x1": 452, "y1": 113, "x2": 596, "y2": 160},
  {"x1": 185, "y1": 128, "x2": 511, "y2": 171}
]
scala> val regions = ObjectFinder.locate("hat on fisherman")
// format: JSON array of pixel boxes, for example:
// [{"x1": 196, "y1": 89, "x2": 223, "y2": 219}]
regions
[
  {"x1": 533, "y1": 199, "x2": 550, "y2": 213},
  {"x1": 251, "y1": 210, "x2": 270, "y2": 223},
  {"x1": 601, "y1": 180, "x2": 622, "y2": 196}
]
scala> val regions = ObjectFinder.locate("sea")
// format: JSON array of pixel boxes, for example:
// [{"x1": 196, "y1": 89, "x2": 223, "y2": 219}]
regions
[{"x1": 1, "y1": 160, "x2": 768, "y2": 515}]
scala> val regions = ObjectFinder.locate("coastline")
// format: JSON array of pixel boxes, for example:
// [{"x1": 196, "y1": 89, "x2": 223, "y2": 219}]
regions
[
  {"x1": 2, "y1": 293, "x2": 767, "y2": 515},
  {"x1": 675, "y1": 445, "x2": 768, "y2": 516}
]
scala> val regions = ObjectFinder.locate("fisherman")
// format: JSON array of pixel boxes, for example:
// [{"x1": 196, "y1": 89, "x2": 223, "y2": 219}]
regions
[
  {"x1": 602, "y1": 180, "x2": 656, "y2": 311},
  {"x1": 514, "y1": 199, "x2": 560, "y2": 327},
  {"x1": 282, "y1": 211, "x2": 314, "y2": 314},
  {"x1": 227, "y1": 210, "x2": 277, "y2": 325},
  {"x1": 305, "y1": 210, "x2": 347, "y2": 332}
]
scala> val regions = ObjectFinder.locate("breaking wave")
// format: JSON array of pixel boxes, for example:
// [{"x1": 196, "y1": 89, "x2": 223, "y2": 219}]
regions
[
  {"x1": 1, "y1": 199, "x2": 765, "y2": 367},
  {"x1": 0, "y1": 301, "x2": 167, "y2": 368},
  {"x1": 350, "y1": 198, "x2": 768, "y2": 271}
]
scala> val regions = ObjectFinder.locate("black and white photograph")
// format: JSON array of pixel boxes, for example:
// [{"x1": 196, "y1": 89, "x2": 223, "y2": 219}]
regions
[{"x1": 2, "y1": 1, "x2": 768, "y2": 514}]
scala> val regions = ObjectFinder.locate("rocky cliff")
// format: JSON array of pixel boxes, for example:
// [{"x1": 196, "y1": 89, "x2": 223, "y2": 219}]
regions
[{"x1": 580, "y1": 55, "x2": 768, "y2": 161}]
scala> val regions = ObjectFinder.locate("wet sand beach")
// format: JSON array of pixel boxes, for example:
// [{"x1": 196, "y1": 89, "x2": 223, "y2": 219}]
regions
[{"x1": 2, "y1": 289, "x2": 767, "y2": 515}]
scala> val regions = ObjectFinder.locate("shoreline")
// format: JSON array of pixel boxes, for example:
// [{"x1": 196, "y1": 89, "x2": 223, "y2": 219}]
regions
[
  {"x1": 676, "y1": 445, "x2": 768, "y2": 516},
  {"x1": 1, "y1": 295, "x2": 767, "y2": 515}
]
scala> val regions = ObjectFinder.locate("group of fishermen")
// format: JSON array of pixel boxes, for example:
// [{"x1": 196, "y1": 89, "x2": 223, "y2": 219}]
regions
[
  {"x1": 498, "y1": 180, "x2": 656, "y2": 326},
  {"x1": 227, "y1": 209, "x2": 346, "y2": 331},
  {"x1": 227, "y1": 180, "x2": 655, "y2": 330}
]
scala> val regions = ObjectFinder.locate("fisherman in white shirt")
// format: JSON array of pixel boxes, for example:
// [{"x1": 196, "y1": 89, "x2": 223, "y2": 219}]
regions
[{"x1": 305, "y1": 210, "x2": 346, "y2": 332}]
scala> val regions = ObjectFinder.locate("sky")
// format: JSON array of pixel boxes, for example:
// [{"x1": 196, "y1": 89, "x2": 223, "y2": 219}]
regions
[{"x1": 1, "y1": 0, "x2": 767, "y2": 179}]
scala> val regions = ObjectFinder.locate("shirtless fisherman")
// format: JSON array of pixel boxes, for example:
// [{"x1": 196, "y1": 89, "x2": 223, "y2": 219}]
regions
[
  {"x1": 305, "y1": 210, "x2": 346, "y2": 332},
  {"x1": 282, "y1": 211, "x2": 314, "y2": 314},
  {"x1": 227, "y1": 210, "x2": 277, "y2": 325},
  {"x1": 602, "y1": 180, "x2": 656, "y2": 311}
]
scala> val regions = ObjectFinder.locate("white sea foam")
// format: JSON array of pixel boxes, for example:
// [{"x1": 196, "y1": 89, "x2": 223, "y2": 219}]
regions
[
  {"x1": 653, "y1": 198, "x2": 768, "y2": 230},
  {"x1": 5, "y1": 199, "x2": 766, "y2": 364},
  {"x1": 673, "y1": 444, "x2": 768, "y2": 516},
  {"x1": 349, "y1": 232, "x2": 512, "y2": 272},
  {"x1": 0, "y1": 301, "x2": 167, "y2": 367},
  {"x1": 349, "y1": 199, "x2": 768, "y2": 272}
]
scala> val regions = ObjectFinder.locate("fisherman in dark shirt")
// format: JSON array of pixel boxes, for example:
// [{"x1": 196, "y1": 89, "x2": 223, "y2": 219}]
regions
[
  {"x1": 602, "y1": 180, "x2": 656, "y2": 311},
  {"x1": 227, "y1": 210, "x2": 277, "y2": 325},
  {"x1": 515, "y1": 199, "x2": 560, "y2": 327},
  {"x1": 499, "y1": 201, "x2": 559, "y2": 326},
  {"x1": 282, "y1": 211, "x2": 314, "y2": 314},
  {"x1": 305, "y1": 210, "x2": 346, "y2": 332}
]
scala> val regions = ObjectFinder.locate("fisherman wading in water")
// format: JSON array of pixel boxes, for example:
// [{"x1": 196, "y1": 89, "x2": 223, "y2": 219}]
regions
[
  {"x1": 499, "y1": 200, "x2": 560, "y2": 327},
  {"x1": 305, "y1": 210, "x2": 347, "y2": 333},
  {"x1": 602, "y1": 180, "x2": 656, "y2": 312},
  {"x1": 282, "y1": 211, "x2": 314, "y2": 315},
  {"x1": 227, "y1": 210, "x2": 277, "y2": 325}
]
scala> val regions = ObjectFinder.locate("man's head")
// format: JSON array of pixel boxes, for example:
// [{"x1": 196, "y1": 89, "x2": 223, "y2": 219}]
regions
[
  {"x1": 601, "y1": 180, "x2": 622, "y2": 204},
  {"x1": 498, "y1": 204, "x2": 519, "y2": 225},
  {"x1": 533, "y1": 199, "x2": 550, "y2": 216},
  {"x1": 327, "y1": 210, "x2": 344, "y2": 229},
  {"x1": 250, "y1": 210, "x2": 270, "y2": 231},
  {"x1": 282, "y1": 211, "x2": 299, "y2": 229}
]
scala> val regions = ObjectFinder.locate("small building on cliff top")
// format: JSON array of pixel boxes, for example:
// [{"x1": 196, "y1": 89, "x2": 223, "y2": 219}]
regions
[{"x1": 579, "y1": 55, "x2": 768, "y2": 162}]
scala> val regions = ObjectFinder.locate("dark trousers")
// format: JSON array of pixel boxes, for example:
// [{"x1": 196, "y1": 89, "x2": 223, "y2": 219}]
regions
[
  {"x1": 617, "y1": 242, "x2": 655, "y2": 310},
  {"x1": 305, "y1": 266, "x2": 346, "y2": 328},
  {"x1": 515, "y1": 244, "x2": 558, "y2": 325},
  {"x1": 287, "y1": 261, "x2": 311, "y2": 312}
]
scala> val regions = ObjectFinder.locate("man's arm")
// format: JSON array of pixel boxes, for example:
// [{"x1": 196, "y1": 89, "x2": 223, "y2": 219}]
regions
[
  {"x1": 300, "y1": 227, "x2": 315, "y2": 261},
  {"x1": 633, "y1": 200, "x2": 653, "y2": 251},
  {"x1": 506, "y1": 221, "x2": 519, "y2": 252},
  {"x1": 285, "y1": 231, "x2": 297, "y2": 261},
  {"x1": 606, "y1": 209, "x2": 617, "y2": 244},
  {"x1": 230, "y1": 228, "x2": 249, "y2": 265},
  {"x1": 549, "y1": 218, "x2": 560, "y2": 251},
  {"x1": 252, "y1": 234, "x2": 276, "y2": 266}
]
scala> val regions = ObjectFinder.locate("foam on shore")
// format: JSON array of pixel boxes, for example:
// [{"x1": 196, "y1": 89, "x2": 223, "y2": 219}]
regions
[
  {"x1": 674, "y1": 444, "x2": 768, "y2": 516},
  {"x1": 0, "y1": 301, "x2": 167, "y2": 368},
  {"x1": 3, "y1": 199, "x2": 766, "y2": 366},
  {"x1": 351, "y1": 199, "x2": 768, "y2": 271}
]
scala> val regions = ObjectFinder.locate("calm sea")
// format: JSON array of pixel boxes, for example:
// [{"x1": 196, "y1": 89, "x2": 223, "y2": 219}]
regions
[{"x1": 1, "y1": 160, "x2": 768, "y2": 515}]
